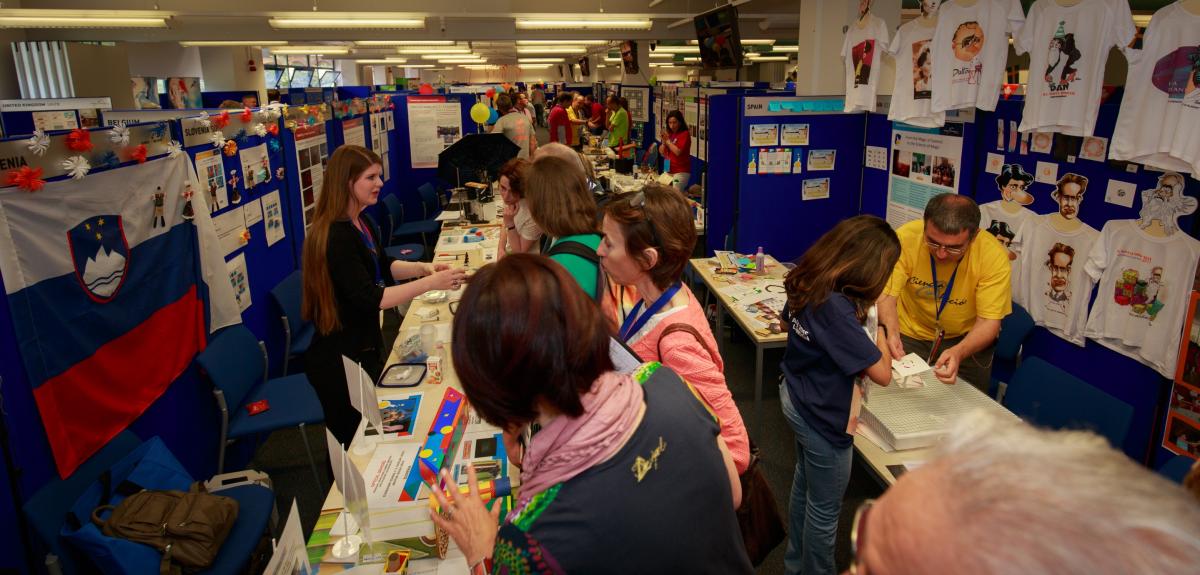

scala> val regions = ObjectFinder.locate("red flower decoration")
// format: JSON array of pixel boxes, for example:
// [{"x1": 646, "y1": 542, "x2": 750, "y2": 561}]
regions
[
  {"x1": 65, "y1": 129, "x2": 93, "y2": 152},
  {"x1": 240, "y1": 107, "x2": 253, "y2": 123},
  {"x1": 212, "y1": 111, "x2": 231, "y2": 129},
  {"x1": 6, "y1": 166, "x2": 45, "y2": 193},
  {"x1": 267, "y1": 123, "x2": 279, "y2": 136},
  {"x1": 130, "y1": 144, "x2": 148, "y2": 164}
]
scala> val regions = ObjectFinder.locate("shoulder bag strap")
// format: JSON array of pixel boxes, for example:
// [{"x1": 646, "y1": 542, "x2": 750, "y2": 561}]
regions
[{"x1": 657, "y1": 322, "x2": 717, "y2": 364}]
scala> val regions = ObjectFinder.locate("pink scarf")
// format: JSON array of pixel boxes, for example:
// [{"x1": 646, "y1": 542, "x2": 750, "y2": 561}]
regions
[{"x1": 515, "y1": 371, "x2": 644, "y2": 505}]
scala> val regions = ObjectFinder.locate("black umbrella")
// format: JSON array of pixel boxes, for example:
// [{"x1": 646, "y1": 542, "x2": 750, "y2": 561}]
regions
[{"x1": 437, "y1": 133, "x2": 520, "y2": 187}]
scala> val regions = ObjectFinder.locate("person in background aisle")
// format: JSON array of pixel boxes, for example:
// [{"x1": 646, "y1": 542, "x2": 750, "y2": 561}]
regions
[
  {"x1": 607, "y1": 94, "x2": 632, "y2": 158},
  {"x1": 878, "y1": 193, "x2": 1011, "y2": 392},
  {"x1": 489, "y1": 93, "x2": 536, "y2": 159},
  {"x1": 848, "y1": 411, "x2": 1200, "y2": 575},
  {"x1": 659, "y1": 110, "x2": 692, "y2": 191},
  {"x1": 533, "y1": 142, "x2": 605, "y2": 198},
  {"x1": 515, "y1": 91, "x2": 535, "y2": 128},
  {"x1": 585, "y1": 94, "x2": 605, "y2": 136},
  {"x1": 301, "y1": 145, "x2": 466, "y2": 446},
  {"x1": 432, "y1": 254, "x2": 751, "y2": 575},
  {"x1": 525, "y1": 155, "x2": 604, "y2": 300},
  {"x1": 547, "y1": 92, "x2": 573, "y2": 145},
  {"x1": 496, "y1": 158, "x2": 542, "y2": 259},
  {"x1": 779, "y1": 215, "x2": 897, "y2": 575},
  {"x1": 531, "y1": 85, "x2": 546, "y2": 127},
  {"x1": 599, "y1": 183, "x2": 750, "y2": 475},
  {"x1": 568, "y1": 93, "x2": 589, "y2": 151}
]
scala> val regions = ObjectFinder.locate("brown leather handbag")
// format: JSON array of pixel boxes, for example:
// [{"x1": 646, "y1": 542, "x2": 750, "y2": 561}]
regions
[{"x1": 91, "y1": 485, "x2": 238, "y2": 575}]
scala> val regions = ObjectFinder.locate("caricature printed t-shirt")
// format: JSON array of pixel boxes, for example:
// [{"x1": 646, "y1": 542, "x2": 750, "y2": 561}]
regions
[
  {"x1": 1015, "y1": 216, "x2": 1100, "y2": 345},
  {"x1": 842, "y1": 14, "x2": 891, "y2": 113},
  {"x1": 888, "y1": 19, "x2": 947, "y2": 128},
  {"x1": 884, "y1": 220, "x2": 1013, "y2": 341},
  {"x1": 1110, "y1": 2, "x2": 1200, "y2": 175},
  {"x1": 931, "y1": 0, "x2": 1025, "y2": 113},
  {"x1": 978, "y1": 201, "x2": 1036, "y2": 302},
  {"x1": 1084, "y1": 219, "x2": 1200, "y2": 377},
  {"x1": 1015, "y1": 0, "x2": 1135, "y2": 137}
]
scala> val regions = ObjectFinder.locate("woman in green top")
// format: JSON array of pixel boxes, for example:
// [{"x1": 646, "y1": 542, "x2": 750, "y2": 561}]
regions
[
  {"x1": 606, "y1": 94, "x2": 631, "y2": 159},
  {"x1": 525, "y1": 155, "x2": 605, "y2": 300}
]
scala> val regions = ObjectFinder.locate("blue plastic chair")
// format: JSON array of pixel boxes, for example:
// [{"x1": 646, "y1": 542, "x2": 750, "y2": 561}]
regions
[
  {"x1": 195, "y1": 325, "x2": 324, "y2": 490},
  {"x1": 1158, "y1": 455, "x2": 1195, "y2": 484},
  {"x1": 1003, "y1": 356, "x2": 1134, "y2": 449},
  {"x1": 990, "y1": 303, "x2": 1035, "y2": 398},
  {"x1": 382, "y1": 193, "x2": 440, "y2": 246},
  {"x1": 22, "y1": 432, "x2": 276, "y2": 575},
  {"x1": 268, "y1": 271, "x2": 314, "y2": 376},
  {"x1": 364, "y1": 212, "x2": 424, "y2": 262}
]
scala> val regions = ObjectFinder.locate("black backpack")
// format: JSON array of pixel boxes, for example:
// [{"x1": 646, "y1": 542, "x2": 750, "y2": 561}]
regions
[{"x1": 546, "y1": 239, "x2": 606, "y2": 302}]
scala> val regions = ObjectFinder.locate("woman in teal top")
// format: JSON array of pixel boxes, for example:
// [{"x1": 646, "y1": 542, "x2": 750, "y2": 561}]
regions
[
  {"x1": 606, "y1": 95, "x2": 631, "y2": 158},
  {"x1": 526, "y1": 154, "x2": 605, "y2": 300}
]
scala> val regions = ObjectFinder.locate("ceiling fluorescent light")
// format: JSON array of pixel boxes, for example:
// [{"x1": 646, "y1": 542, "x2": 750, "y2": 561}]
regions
[
  {"x1": 356, "y1": 40, "x2": 456, "y2": 46},
  {"x1": 770, "y1": 45, "x2": 799, "y2": 52},
  {"x1": 516, "y1": 47, "x2": 587, "y2": 54},
  {"x1": 604, "y1": 57, "x2": 620, "y2": 62},
  {"x1": 0, "y1": 9, "x2": 170, "y2": 28},
  {"x1": 515, "y1": 18, "x2": 652, "y2": 30},
  {"x1": 357, "y1": 59, "x2": 409, "y2": 64},
  {"x1": 688, "y1": 38, "x2": 775, "y2": 45},
  {"x1": 404, "y1": 64, "x2": 437, "y2": 68},
  {"x1": 271, "y1": 46, "x2": 352, "y2": 55},
  {"x1": 649, "y1": 52, "x2": 674, "y2": 59},
  {"x1": 269, "y1": 15, "x2": 424, "y2": 29},
  {"x1": 438, "y1": 58, "x2": 487, "y2": 63},
  {"x1": 516, "y1": 40, "x2": 608, "y2": 45},
  {"x1": 520, "y1": 64, "x2": 553, "y2": 68},
  {"x1": 399, "y1": 47, "x2": 471, "y2": 54},
  {"x1": 655, "y1": 46, "x2": 700, "y2": 54},
  {"x1": 462, "y1": 65, "x2": 500, "y2": 70},
  {"x1": 181, "y1": 40, "x2": 288, "y2": 47},
  {"x1": 749, "y1": 56, "x2": 789, "y2": 61},
  {"x1": 518, "y1": 58, "x2": 564, "y2": 63},
  {"x1": 1132, "y1": 14, "x2": 1151, "y2": 27}
]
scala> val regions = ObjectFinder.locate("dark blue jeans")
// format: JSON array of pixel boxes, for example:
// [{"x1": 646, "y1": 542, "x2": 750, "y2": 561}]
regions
[{"x1": 780, "y1": 383, "x2": 853, "y2": 575}]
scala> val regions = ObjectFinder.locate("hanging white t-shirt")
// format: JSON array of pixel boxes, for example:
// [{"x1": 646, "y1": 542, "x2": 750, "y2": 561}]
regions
[
  {"x1": 1014, "y1": 216, "x2": 1100, "y2": 345},
  {"x1": 888, "y1": 18, "x2": 947, "y2": 127},
  {"x1": 842, "y1": 14, "x2": 891, "y2": 113},
  {"x1": 931, "y1": 0, "x2": 1026, "y2": 113},
  {"x1": 1015, "y1": 0, "x2": 1134, "y2": 137},
  {"x1": 978, "y1": 200, "x2": 1036, "y2": 302},
  {"x1": 1109, "y1": 1, "x2": 1200, "y2": 175},
  {"x1": 1083, "y1": 219, "x2": 1200, "y2": 377}
]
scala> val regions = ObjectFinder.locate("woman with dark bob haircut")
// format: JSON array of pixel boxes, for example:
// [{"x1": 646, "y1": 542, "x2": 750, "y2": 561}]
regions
[{"x1": 432, "y1": 254, "x2": 752, "y2": 574}]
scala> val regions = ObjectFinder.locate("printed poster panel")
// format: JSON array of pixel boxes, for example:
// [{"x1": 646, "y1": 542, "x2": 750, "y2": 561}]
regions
[
  {"x1": 407, "y1": 96, "x2": 462, "y2": 169},
  {"x1": 294, "y1": 123, "x2": 328, "y2": 229},
  {"x1": 885, "y1": 122, "x2": 965, "y2": 228}
]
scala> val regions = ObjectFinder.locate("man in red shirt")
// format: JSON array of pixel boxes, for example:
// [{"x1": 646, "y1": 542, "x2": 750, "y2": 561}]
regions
[
  {"x1": 585, "y1": 94, "x2": 605, "y2": 136},
  {"x1": 547, "y1": 93, "x2": 574, "y2": 145}
]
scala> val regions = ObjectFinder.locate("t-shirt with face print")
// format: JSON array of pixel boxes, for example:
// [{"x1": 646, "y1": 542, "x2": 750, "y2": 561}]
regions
[
  {"x1": 1110, "y1": 1, "x2": 1200, "y2": 175},
  {"x1": 888, "y1": 18, "x2": 947, "y2": 127},
  {"x1": 978, "y1": 200, "x2": 1036, "y2": 299},
  {"x1": 1013, "y1": 215, "x2": 1099, "y2": 345},
  {"x1": 931, "y1": 0, "x2": 1025, "y2": 113},
  {"x1": 1014, "y1": 0, "x2": 1135, "y2": 137},
  {"x1": 842, "y1": 13, "x2": 891, "y2": 113}
]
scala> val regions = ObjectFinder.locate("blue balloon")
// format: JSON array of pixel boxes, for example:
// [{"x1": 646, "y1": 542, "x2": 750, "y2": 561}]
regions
[{"x1": 488, "y1": 108, "x2": 499, "y2": 124}]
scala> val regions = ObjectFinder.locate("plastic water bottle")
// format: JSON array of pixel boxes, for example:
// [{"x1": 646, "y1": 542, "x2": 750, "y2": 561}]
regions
[{"x1": 755, "y1": 246, "x2": 766, "y2": 275}]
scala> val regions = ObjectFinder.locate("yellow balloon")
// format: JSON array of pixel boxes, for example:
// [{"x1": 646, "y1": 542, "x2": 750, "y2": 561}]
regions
[{"x1": 470, "y1": 102, "x2": 490, "y2": 124}]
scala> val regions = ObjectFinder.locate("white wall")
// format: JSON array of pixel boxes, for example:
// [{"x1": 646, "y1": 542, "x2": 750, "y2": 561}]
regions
[
  {"x1": 338, "y1": 60, "x2": 359, "y2": 87},
  {"x1": 198, "y1": 46, "x2": 266, "y2": 105},
  {"x1": 0, "y1": 0, "x2": 25, "y2": 99},
  {"x1": 66, "y1": 43, "x2": 134, "y2": 108},
  {"x1": 128, "y1": 43, "x2": 202, "y2": 79}
]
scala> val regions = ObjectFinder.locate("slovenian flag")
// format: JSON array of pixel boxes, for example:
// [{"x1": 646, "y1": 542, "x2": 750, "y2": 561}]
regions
[{"x1": 0, "y1": 155, "x2": 240, "y2": 477}]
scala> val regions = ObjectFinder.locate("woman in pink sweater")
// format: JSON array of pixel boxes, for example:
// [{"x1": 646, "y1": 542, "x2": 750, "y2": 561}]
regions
[{"x1": 597, "y1": 183, "x2": 751, "y2": 474}]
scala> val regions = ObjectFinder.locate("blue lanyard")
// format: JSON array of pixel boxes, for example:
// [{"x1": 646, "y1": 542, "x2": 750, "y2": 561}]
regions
[
  {"x1": 929, "y1": 255, "x2": 960, "y2": 324},
  {"x1": 356, "y1": 218, "x2": 383, "y2": 286},
  {"x1": 620, "y1": 282, "x2": 682, "y2": 342}
]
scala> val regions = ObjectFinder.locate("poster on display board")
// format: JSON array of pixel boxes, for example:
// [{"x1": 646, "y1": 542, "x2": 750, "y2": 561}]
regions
[
  {"x1": 131, "y1": 77, "x2": 160, "y2": 110},
  {"x1": 294, "y1": 123, "x2": 329, "y2": 228},
  {"x1": 621, "y1": 86, "x2": 650, "y2": 123},
  {"x1": 885, "y1": 122, "x2": 965, "y2": 228},
  {"x1": 370, "y1": 112, "x2": 391, "y2": 181},
  {"x1": 165, "y1": 77, "x2": 202, "y2": 109},
  {"x1": 407, "y1": 96, "x2": 463, "y2": 169},
  {"x1": 194, "y1": 148, "x2": 229, "y2": 212},
  {"x1": 342, "y1": 117, "x2": 366, "y2": 149},
  {"x1": 32, "y1": 111, "x2": 77, "y2": 131},
  {"x1": 697, "y1": 99, "x2": 707, "y2": 162}
]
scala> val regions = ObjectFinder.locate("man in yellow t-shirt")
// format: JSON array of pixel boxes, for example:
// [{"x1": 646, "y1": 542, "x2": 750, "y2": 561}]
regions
[{"x1": 879, "y1": 193, "x2": 1012, "y2": 391}]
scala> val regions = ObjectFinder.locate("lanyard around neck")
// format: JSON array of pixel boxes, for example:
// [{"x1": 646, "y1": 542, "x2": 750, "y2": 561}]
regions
[
  {"x1": 929, "y1": 254, "x2": 961, "y2": 323},
  {"x1": 355, "y1": 218, "x2": 383, "y2": 286},
  {"x1": 620, "y1": 282, "x2": 682, "y2": 342}
]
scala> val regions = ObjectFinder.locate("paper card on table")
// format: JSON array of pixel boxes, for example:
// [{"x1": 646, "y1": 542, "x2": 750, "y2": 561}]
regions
[
  {"x1": 363, "y1": 442, "x2": 420, "y2": 511},
  {"x1": 378, "y1": 394, "x2": 422, "y2": 436},
  {"x1": 242, "y1": 197, "x2": 263, "y2": 227},
  {"x1": 434, "y1": 211, "x2": 463, "y2": 221},
  {"x1": 344, "y1": 355, "x2": 385, "y2": 435},
  {"x1": 1035, "y1": 161, "x2": 1058, "y2": 185},
  {"x1": 984, "y1": 153, "x2": 1005, "y2": 175},
  {"x1": 891, "y1": 352, "x2": 930, "y2": 378},
  {"x1": 263, "y1": 500, "x2": 312, "y2": 575},
  {"x1": 325, "y1": 428, "x2": 372, "y2": 541},
  {"x1": 1105, "y1": 179, "x2": 1137, "y2": 208}
]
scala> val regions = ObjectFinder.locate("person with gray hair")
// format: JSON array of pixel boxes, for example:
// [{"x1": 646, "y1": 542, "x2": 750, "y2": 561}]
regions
[
  {"x1": 878, "y1": 193, "x2": 1011, "y2": 390},
  {"x1": 848, "y1": 411, "x2": 1200, "y2": 574}
]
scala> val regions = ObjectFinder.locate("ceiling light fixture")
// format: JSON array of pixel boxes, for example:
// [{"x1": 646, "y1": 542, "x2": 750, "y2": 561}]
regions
[
  {"x1": 356, "y1": 59, "x2": 410, "y2": 64},
  {"x1": 519, "y1": 64, "x2": 553, "y2": 68},
  {"x1": 515, "y1": 18, "x2": 652, "y2": 30},
  {"x1": 438, "y1": 58, "x2": 487, "y2": 63},
  {"x1": 516, "y1": 46, "x2": 588, "y2": 54},
  {"x1": 180, "y1": 40, "x2": 288, "y2": 47},
  {"x1": 403, "y1": 64, "x2": 438, "y2": 68},
  {"x1": 688, "y1": 38, "x2": 775, "y2": 45},
  {"x1": 654, "y1": 45, "x2": 701, "y2": 54},
  {"x1": 356, "y1": 40, "x2": 456, "y2": 46},
  {"x1": 0, "y1": 9, "x2": 170, "y2": 28},
  {"x1": 604, "y1": 57, "x2": 620, "y2": 63},
  {"x1": 269, "y1": 14, "x2": 424, "y2": 29},
  {"x1": 516, "y1": 40, "x2": 609, "y2": 45},
  {"x1": 398, "y1": 47, "x2": 472, "y2": 54},
  {"x1": 518, "y1": 58, "x2": 565, "y2": 63},
  {"x1": 270, "y1": 46, "x2": 352, "y2": 55},
  {"x1": 748, "y1": 56, "x2": 789, "y2": 61}
]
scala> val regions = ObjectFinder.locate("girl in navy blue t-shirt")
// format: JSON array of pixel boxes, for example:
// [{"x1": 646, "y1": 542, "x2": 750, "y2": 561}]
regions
[{"x1": 778, "y1": 215, "x2": 898, "y2": 575}]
